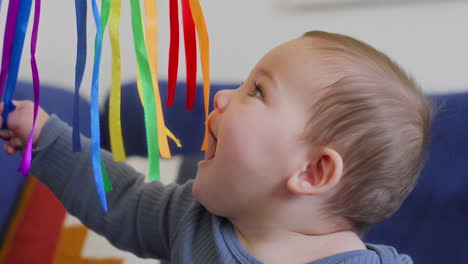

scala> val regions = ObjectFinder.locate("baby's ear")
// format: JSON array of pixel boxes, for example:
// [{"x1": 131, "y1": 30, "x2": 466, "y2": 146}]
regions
[{"x1": 287, "y1": 147, "x2": 344, "y2": 195}]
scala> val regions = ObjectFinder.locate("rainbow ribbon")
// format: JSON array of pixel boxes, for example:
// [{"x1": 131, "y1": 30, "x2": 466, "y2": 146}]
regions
[
  {"x1": 2, "y1": 0, "x2": 33, "y2": 133},
  {"x1": 97, "y1": 0, "x2": 112, "y2": 193},
  {"x1": 90, "y1": 0, "x2": 108, "y2": 212},
  {"x1": 167, "y1": 0, "x2": 210, "y2": 148},
  {"x1": 0, "y1": 0, "x2": 210, "y2": 197},
  {"x1": 189, "y1": 0, "x2": 211, "y2": 151},
  {"x1": 19, "y1": 0, "x2": 41, "y2": 175},
  {"x1": 0, "y1": 0, "x2": 20, "y2": 120},
  {"x1": 167, "y1": 0, "x2": 179, "y2": 107},
  {"x1": 181, "y1": 0, "x2": 197, "y2": 110},
  {"x1": 112, "y1": 0, "x2": 178, "y2": 164},
  {"x1": 142, "y1": 0, "x2": 173, "y2": 159},
  {"x1": 108, "y1": 0, "x2": 126, "y2": 162},
  {"x1": 72, "y1": 0, "x2": 87, "y2": 152},
  {"x1": 130, "y1": 0, "x2": 160, "y2": 180},
  {"x1": 135, "y1": 70, "x2": 182, "y2": 150}
]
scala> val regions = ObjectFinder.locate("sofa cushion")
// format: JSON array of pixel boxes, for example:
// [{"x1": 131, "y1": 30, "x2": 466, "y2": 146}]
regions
[
  {"x1": 364, "y1": 92, "x2": 468, "y2": 263},
  {"x1": 0, "y1": 82, "x2": 91, "y2": 244}
]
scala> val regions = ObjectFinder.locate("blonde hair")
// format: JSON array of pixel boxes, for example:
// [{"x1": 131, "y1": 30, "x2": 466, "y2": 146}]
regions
[{"x1": 302, "y1": 31, "x2": 434, "y2": 232}]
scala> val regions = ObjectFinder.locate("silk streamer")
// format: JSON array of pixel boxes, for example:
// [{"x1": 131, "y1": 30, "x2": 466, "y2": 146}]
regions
[
  {"x1": 166, "y1": 127, "x2": 181, "y2": 147},
  {"x1": 135, "y1": 66, "x2": 182, "y2": 148},
  {"x1": 136, "y1": 65, "x2": 143, "y2": 104},
  {"x1": 2, "y1": 0, "x2": 33, "y2": 132},
  {"x1": 188, "y1": 0, "x2": 210, "y2": 151},
  {"x1": 181, "y1": 0, "x2": 197, "y2": 110},
  {"x1": 143, "y1": 0, "x2": 172, "y2": 159},
  {"x1": 96, "y1": 0, "x2": 113, "y2": 192},
  {"x1": 72, "y1": 0, "x2": 87, "y2": 152},
  {"x1": 90, "y1": 0, "x2": 108, "y2": 212},
  {"x1": 108, "y1": 0, "x2": 126, "y2": 162},
  {"x1": 101, "y1": 158, "x2": 112, "y2": 192},
  {"x1": 130, "y1": 0, "x2": 160, "y2": 180},
  {"x1": 18, "y1": 0, "x2": 41, "y2": 175},
  {"x1": 167, "y1": 0, "x2": 179, "y2": 107},
  {"x1": 0, "y1": 0, "x2": 20, "y2": 118}
]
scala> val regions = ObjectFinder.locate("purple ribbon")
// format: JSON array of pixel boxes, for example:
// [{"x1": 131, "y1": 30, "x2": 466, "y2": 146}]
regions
[
  {"x1": 0, "y1": 0, "x2": 20, "y2": 101},
  {"x1": 18, "y1": 0, "x2": 41, "y2": 175}
]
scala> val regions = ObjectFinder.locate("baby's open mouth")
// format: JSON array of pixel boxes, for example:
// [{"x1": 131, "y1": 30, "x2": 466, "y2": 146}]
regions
[{"x1": 205, "y1": 127, "x2": 217, "y2": 161}]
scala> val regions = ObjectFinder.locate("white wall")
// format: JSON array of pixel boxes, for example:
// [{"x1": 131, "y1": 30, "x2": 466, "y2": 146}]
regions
[{"x1": 1, "y1": 0, "x2": 468, "y2": 103}]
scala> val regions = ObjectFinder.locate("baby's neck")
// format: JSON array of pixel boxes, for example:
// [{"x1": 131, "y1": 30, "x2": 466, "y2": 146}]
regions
[{"x1": 232, "y1": 221, "x2": 366, "y2": 264}]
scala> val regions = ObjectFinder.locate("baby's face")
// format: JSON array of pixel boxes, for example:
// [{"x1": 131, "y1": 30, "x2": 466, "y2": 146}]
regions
[{"x1": 193, "y1": 37, "x2": 332, "y2": 217}]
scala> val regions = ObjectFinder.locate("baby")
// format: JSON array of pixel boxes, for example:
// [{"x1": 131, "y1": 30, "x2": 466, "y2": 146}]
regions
[{"x1": 0, "y1": 31, "x2": 433, "y2": 264}]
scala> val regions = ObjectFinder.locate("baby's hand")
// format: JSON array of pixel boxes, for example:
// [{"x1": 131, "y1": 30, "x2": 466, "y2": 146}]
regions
[{"x1": 0, "y1": 101, "x2": 50, "y2": 155}]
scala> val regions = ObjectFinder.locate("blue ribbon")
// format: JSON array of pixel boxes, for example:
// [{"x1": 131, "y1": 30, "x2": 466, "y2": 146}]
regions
[
  {"x1": 91, "y1": 0, "x2": 108, "y2": 212},
  {"x1": 2, "y1": 0, "x2": 33, "y2": 129},
  {"x1": 0, "y1": 0, "x2": 20, "y2": 102},
  {"x1": 72, "y1": 0, "x2": 87, "y2": 152}
]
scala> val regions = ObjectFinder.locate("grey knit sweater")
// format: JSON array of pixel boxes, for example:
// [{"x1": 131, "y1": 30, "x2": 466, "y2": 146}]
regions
[{"x1": 30, "y1": 115, "x2": 413, "y2": 264}]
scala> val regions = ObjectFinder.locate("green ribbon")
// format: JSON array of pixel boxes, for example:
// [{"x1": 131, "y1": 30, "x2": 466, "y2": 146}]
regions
[{"x1": 130, "y1": 0, "x2": 160, "y2": 180}]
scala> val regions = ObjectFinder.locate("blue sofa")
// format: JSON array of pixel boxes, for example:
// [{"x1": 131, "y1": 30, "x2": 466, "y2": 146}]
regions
[
  {"x1": 0, "y1": 82, "x2": 91, "y2": 245},
  {"x1": 2, "y1": 81, "x2": 467, "y2": 263},
  {"x1": 365, "y1": 91, "x2": 468, "y2": 263}
]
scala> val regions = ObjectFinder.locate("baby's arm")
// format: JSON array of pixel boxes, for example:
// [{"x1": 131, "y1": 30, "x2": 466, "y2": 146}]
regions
[{"x1": 0, "y1": 101, "x2": 195, "y2": 260}]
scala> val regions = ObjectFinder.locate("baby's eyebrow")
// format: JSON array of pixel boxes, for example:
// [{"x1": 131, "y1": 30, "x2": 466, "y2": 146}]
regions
[
  {"x1": 256, "y1": 68, "x2": 274, "y2": 81},
  {"x1": 255, "y1": 68, "x2": 277, "y2": 91}
]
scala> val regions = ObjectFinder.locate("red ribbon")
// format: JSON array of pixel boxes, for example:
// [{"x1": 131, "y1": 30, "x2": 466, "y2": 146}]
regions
[
  {"x1": 181, "y1": 0, "x2": 197, "y2": 109},
  {"x1": 167, "y1": 0, "x2": 179, "y2": 107}
]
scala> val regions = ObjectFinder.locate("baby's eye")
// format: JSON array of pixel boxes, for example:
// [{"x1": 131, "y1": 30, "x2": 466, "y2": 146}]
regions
[{"x1": 248, "y1": 84, "x2": 264, "y2": 99}]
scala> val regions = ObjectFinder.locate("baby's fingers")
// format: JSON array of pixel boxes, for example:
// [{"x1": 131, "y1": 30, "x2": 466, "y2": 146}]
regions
[
  {"x1": 3, "y1": 143, "x2": 19, "y2": 155},
  {"x1": 9, "y1": 137, "x2": 24, "y2": 149},
  {"x1": 0, "y1": 102, "x2": 6, "y2": 129},
  {"x1": 0, "y1": 129, "x2": 14, "y2": 140},
  {"x1": 3, "y1": 137, "x2": 24, "y2": 155},
  {"x1": 4, "y1": 144, "x2": 15, "y2": 155}
]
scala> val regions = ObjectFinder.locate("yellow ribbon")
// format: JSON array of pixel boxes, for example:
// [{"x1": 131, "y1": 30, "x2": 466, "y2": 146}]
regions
[
  {"x1": 136, "y1": 66, "x2": 182, "y2": 148},
  {"x1": 111, "y1": 0, "x2": 186, "y2": 165},
  {"x1": 108, "y1": 0, "x2": 126, "y2": 161},
  {"x1": 143, "y1": 0, "x2": 173, "y2": 158},
  {"x1": 189, "y1": 0, "x2": 210, "y2": 151}
]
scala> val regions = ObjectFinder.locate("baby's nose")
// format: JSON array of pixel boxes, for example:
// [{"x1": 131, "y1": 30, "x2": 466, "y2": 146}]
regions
[{"x1": 213, "y1": 89, "x2": 232, "y2": 112}]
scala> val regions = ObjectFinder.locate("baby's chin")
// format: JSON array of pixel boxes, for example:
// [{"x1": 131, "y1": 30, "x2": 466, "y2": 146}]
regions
[
  {"x1": 191, "y1": 177, "x2": 211, "y2": 210},
  {"x1": 191, "y1": 179, "x2": 233, "y2": 218}
]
